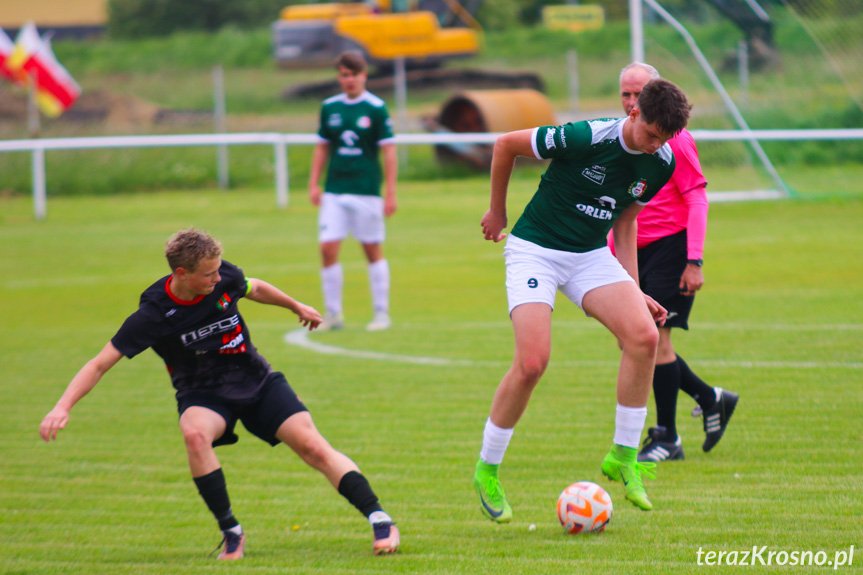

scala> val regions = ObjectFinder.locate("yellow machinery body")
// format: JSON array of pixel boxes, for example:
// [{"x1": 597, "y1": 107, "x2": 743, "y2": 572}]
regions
[{"x1": 273, "y1": 3, "x2": 480, "y2": 67}]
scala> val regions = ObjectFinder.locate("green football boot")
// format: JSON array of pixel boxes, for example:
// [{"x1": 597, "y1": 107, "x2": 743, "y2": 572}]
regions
[
  {"x1": 473, "y1": 459, "x2": 513, "y2": 523},
  {"x1": 601, "y1": 445, "x2": 657, "y2": 511}
]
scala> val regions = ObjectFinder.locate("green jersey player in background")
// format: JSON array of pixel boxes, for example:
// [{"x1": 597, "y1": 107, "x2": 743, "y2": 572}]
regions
[
  {"x1": 473, "y1": 79, "x2": 692, "y2": 518},
  {"x1": 309, "y1": 51, "x2": 398, "y2": 332}
]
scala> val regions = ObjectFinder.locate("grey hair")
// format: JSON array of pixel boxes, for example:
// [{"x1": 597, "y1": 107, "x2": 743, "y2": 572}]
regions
[{"x1": 620, "y1": 62, "x2": 661, "y2": 82}]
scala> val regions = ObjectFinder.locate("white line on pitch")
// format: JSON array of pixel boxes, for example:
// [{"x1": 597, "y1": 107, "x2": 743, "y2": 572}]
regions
[{"x1": 283, "y1": 329, "x2": 861, "y2": 369}]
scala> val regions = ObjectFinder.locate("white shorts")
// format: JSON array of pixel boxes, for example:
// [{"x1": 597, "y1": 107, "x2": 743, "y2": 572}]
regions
[
  {"x1": 318, "y1": 192, "x2": 385, "y2": 244},
  {"x1": 504, "y1": 235, "x2": 634, "y2": 314}
]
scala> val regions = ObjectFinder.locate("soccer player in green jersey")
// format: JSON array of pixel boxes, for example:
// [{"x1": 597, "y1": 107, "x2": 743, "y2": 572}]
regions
[
  {"x1": 309, "y1": 51, "x2": 398, "y2": 332},
  {"x1": 473, "y1": 79, "x2": 691, "y2": 517}
]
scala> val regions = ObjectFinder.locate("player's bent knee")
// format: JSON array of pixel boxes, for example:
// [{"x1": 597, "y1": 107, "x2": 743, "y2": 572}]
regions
[
  {"x1": 181, "y1": 427, "x2": 212, "y2": 454},
  {"x1": 517, "y1": 355, "x2": 549, "y2": 384},
  {"x1": 625, "y1": 324, "x2": 659, "y2": 357}
]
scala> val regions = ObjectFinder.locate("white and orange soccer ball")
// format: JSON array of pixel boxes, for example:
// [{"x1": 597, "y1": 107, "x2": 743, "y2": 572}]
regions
[{"x1": 556, "y1": 481, "x2": 613, "y2": 534}]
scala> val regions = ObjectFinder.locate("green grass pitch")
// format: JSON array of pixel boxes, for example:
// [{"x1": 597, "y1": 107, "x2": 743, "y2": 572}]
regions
[{"x1": 1, "y1": 180, "x2": 861, "y2": 574}]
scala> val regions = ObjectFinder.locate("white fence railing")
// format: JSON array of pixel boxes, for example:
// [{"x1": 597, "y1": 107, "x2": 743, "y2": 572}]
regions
[{"x1": 2, "y1": 129, "x2": 863, "y2": 219}]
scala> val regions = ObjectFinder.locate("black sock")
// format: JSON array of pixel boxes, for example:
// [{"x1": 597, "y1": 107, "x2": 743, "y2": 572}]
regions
[
  {"x1": 193, "y1": 468, "x2": 239, "y2": 532},
  {"x1": 653, "y1": 360, "x2": 681, "y2": 439},
  {"x1": 337, "y1": 471, "x2": 383, "y2": 519},
  {"x1": 677, "y1": 354, "x2": 716, "y2": 411}
]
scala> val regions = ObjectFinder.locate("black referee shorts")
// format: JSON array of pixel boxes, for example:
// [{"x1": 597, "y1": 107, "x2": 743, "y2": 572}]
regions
[
  {"x1": 638, "y1": 229, "x2": 695, "y2": 330},
  {"x1": 177, "y1": 371, "x2": 308, "y2": 447}
]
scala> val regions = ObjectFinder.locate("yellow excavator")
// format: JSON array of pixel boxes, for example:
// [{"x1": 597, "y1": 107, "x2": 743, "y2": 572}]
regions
[
  {"x1": 274, "y1": 1, "x2": 555, "y2": 170},
  {"x1": 272, "y1": 0, "x2": 482, "y2": 68}
]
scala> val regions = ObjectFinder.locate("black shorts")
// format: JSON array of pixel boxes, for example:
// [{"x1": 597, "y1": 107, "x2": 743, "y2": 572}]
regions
[
  {"x1": 177, "y1": 372, "x2": 308, "y2": 447},
  {"x1": 638, "y1": 230, "x2": 694, "y2": 330}
]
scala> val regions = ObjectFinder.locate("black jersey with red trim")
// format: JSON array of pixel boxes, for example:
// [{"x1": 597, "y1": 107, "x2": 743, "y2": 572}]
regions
[{"x1": 111, "y1": 260, "x2": 272, "y2": 401}]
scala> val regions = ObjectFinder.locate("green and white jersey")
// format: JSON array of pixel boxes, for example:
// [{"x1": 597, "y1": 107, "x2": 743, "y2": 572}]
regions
[
  {"x1": 317, "y1": 90, "x2": 395, "y2": 197},
  {"x1": 511, "y1": 118, "x2": 675, "y2": 253}
]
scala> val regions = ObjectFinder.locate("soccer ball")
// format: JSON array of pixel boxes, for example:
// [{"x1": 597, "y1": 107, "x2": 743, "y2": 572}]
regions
[{"x1": 556, "y1": 481, "x2": 613, "y2": 534}]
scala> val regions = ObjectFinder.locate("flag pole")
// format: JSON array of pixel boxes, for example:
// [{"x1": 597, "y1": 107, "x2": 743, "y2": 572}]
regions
[{"x1": 27, "y1": 71, "x2": 41, "y2": 138}]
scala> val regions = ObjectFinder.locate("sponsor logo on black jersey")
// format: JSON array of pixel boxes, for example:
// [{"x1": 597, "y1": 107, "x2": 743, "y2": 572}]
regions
[
  {"x1": 219, "y1": 325, "x2": 246, "y2": 354},
  {"x1": 181, "y1": 314, "x2": 241, "y2": 346}
]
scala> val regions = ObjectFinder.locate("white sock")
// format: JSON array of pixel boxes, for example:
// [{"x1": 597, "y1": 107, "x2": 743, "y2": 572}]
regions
[
  {"x1": 227, "y1": 524, "x2": 243, "y2": 535},
  {"x1": 367, "y1": 259, "x2": 390, "y2": 314},
  {"x1": 479, "y1": 418, "x2": 514, "y2": 465},
  {"x1": 321, "y1": 263, "x2": 343, "y2": 316},
  {"x1": 368, "y1": 510, "x2": 392, "y2": 525},
  {"x1": 613, "y1": 404, "x2": 648, "y2": 449}
]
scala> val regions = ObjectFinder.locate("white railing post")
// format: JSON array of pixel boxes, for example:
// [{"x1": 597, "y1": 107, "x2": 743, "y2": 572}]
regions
[
  {"x1": 275, "y1": 140, "x2": 288, "y2": 209},
  {"x1": 630, "y1": 0, "x2": 644, "y2": 63},
  {"x1": 32, "y1": 147, "x2": 46, "y2": 220},
  {"x1": 213, "y1": 64, "x2": 230, "y2": 189}
]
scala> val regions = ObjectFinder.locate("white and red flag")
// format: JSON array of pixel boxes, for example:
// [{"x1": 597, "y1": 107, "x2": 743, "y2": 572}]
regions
[{"x1": 5, "y1": 22, "x2": 82, "y2": 117}]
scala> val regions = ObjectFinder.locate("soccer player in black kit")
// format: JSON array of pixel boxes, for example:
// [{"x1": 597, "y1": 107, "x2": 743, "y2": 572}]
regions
[{"x1": 39, "y1": 228, "x2": 400, "y2": 559}]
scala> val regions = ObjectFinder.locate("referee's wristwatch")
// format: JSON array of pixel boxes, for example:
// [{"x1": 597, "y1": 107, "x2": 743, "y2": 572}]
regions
[{"x1": 687, "y1": 258, "x2": 703, "y2": 267}]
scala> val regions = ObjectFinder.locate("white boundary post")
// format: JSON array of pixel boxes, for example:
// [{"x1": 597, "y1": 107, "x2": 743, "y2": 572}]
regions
[
  {"x1": 567, "y1": 49, "x2": 579, "y2": 115},
  {"x1": 394, "y1": 56, "x2": 409, "y2": 167},
  {"x1": 630, "y1": 0, "x2": 644, "y2": 63},
  {"x1": 32, "y1": 147, "x2": 46, "y2": 220},
  {"x1": 275, "y1": 140, "x2": 288, "y2": 208},
  {"x1": 213, "y1": 64, "x2": 230, "y2": 189}
]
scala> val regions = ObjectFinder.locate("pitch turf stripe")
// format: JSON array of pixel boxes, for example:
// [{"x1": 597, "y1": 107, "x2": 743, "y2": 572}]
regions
[{"x1": 283, "y1": 329, "x2": 862, "y2": 369}]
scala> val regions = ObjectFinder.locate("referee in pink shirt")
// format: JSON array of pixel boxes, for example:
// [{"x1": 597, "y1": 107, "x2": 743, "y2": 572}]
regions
[{"x1": 610, "y1": 63, "x2": 739, "y2": 462}]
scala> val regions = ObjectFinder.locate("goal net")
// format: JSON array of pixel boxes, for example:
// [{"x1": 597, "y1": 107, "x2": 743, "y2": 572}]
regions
[{"x1": 619, "y1": 0, "x2": 863, "y2": 200}]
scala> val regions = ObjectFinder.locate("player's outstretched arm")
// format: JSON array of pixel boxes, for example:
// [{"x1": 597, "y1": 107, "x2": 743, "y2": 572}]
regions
[
  {"x1": 246, "y1": 278, "x2": 323, "y2": 330},
  {"x1": 39, "y1": 342, "x2": 124, "y2": 442},
  {"x1": 482, "y1": 130, "x2": 535, "y2": 242}
]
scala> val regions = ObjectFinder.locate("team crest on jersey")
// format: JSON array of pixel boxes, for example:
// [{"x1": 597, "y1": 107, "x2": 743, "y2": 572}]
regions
[
  {"x1": 357, "y1": 115, "x2": 371, "y2": 129},
  {"x1": 217, "y1": 293, "x2": 232, "y2": 311},
  {"x1": 327, "y1": 113, "x2": 342, "y2": 127},
  {"x1": 628, "y1": 178, "x2": 648, "y2": 198}
]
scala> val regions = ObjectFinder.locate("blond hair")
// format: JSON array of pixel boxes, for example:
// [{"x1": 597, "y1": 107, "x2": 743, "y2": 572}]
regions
[{"x1": 165, "y1": 228, "x2": 223, "y2": 272}]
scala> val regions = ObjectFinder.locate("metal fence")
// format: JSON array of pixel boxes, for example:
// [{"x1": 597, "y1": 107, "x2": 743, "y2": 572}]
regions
[{"x1": 2, "y1": 129, "x2": 863, "y2": 219}]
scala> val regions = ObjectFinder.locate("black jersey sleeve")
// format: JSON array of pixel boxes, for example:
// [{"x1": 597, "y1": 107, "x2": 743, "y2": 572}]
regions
[
  {"x1": 111, "y1": 304, "x2": 166, "y2": 359},
  {"x1": 222, "y1": 261, "x2": 249, "y2": 297}
]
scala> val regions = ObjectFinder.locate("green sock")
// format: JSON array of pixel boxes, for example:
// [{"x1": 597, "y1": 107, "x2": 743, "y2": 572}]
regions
[
  {"x1": 475, "y1": 460, "x2": 500, "y2": 476},
  {"x1": 613, "y1": 445, "x2": 637, "y2": 462}
]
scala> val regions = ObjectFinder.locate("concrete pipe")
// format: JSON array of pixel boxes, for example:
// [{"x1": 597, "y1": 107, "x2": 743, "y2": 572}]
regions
[{"x1": 427, "y1": 89, "x2": 557, "y2": 169}]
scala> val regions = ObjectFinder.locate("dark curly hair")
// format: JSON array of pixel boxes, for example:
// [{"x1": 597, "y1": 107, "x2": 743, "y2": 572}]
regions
[{"x1": 636, "y1": 79, "x2": 692, "y2": 137}]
